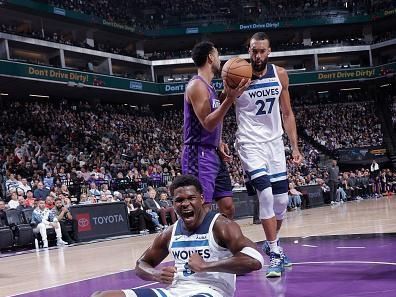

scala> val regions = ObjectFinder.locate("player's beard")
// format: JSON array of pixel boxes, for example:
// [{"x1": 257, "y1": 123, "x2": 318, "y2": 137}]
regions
[
  {"x1": 211, "y1": 62, "x2": 220, "y2": 75},
  {"x1": 251, "y1": 57, "x2": 268, "y2": 73}
]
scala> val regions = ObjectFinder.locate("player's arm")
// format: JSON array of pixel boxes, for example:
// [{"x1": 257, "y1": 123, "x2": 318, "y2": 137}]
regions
[
  {"x1": 188, "y1": 216, "x2": 263, "y2": 274},
  {"x1": 187, "y1": 79, "x2": 249, "y2": 132},
  {"x1": 135, "y1": 227, "x2": 175, "y2": 284},
  {"x1": 278, "y1": 66, "x2": 303, "y2": 165}
]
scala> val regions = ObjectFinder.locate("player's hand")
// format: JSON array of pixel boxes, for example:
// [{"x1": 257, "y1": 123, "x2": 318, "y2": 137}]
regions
[
  {"x1": 292, "y1": 149, "x2": 303, "y2": 165},
  {"x1": 188, "y1": 253, "x2": 207, "y2": 273},
  {"x1": 223, "y1": 78, "x2": 251, "y2": 100},
  {"x1": 219, "y1": 142, "x2": 232, "y2": 162},
  {"x1": 158, "y1": 266, "x2": 177, "y2": 284}
]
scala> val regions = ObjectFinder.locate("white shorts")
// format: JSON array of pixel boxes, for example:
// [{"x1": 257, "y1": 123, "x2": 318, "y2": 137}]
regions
[
  {"x1": 236, "y1": 137, "x2": 287, "y2": 183},
  {"x1": 122, "y1": 286, "x2": 224, "y2": 297}
]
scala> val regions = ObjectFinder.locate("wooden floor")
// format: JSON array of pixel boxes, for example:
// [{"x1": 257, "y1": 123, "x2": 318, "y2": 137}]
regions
[{"x1": 1, "y1": 197, "x2": 396, "y2": 297}]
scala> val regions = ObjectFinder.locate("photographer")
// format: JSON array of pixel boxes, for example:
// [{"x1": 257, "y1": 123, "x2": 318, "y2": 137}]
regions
[{"x1": 51, "y1": 198, "x2": 76, "y2": 244}]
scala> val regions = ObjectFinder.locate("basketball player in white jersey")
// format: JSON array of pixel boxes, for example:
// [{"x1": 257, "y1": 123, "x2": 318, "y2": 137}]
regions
[
  {"x1": 92, "y1": 175, "x2": 264, "y2": 297},
  {"x1": 235, "y1": 32, "x2": 303, "y2": 277}
]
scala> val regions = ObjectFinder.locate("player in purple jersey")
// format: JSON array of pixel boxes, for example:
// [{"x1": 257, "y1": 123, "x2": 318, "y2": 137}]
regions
[{"x1": 181, "y1": 41, "x2": 250, "y2": 219}]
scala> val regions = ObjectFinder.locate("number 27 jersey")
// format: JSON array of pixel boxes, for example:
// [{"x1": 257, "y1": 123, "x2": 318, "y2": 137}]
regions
[{"x1": 235, "y1": 64, "x2": 283, "y2": 144}]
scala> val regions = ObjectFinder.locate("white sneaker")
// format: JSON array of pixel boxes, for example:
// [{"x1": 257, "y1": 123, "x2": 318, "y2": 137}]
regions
[
  {"x1": 43, "y1": 240, "x2": 48, "y2": 248},
  {"x1": 57, "y1": 239, "x2": 68, "y2": 246}
]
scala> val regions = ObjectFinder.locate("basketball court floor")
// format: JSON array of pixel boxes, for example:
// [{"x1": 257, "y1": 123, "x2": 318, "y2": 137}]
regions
[{"x1": 1, "y1": 197, "x2": 395, "y2": 297}]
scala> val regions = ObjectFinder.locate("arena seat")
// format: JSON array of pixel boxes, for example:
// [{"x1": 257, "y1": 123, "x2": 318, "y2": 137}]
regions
[
  {"x1": 0, "y1": 220, "x2": 14, "y2": 250},
  {"x1": 5, "y1": 209, "x2": 34, "y2": 247}
]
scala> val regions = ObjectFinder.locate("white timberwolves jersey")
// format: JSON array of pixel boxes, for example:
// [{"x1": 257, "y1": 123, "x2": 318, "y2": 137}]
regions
[
  {"x1": 235, "y1": 64, "x2": 283, "y2": 144},
  {"x1": 168, "y1": 212, "x2": 235, "y2": 297}
]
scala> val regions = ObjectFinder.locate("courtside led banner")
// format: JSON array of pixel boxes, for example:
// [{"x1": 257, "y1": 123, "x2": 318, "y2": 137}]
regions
[{"x1": 70, "y1": 202, "x2": 130, "y2": 241}]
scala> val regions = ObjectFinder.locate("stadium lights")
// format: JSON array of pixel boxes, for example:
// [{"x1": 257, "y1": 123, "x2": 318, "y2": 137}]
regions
[
  {"x1": 380, "y1": 84, "x2": 391, "y2": 88},
  {"x1": 340, "y1": 87, "x2": 361, "y2": 91},
  {"x1": 317, "y1": 91, "x2": 329, "y2": 94},
  {"x1": 29, "y1": 94, "x2": 50, "y2": 98},
  {"x1": 0, "y1": 93, "x2": 8, "y2": 96},
  {"x1": 162, "y1": 104, "x2": 173, "y2": 107}
]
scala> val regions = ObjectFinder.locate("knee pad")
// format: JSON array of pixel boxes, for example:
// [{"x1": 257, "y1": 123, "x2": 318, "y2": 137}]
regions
[
  {"x1": 273, "y1": 193, "x2": 289, "y2": 220},
  {"x1": 258, "y1": 187, "x2": 275, "y2": 220},
  {"x1": 251, "y1": 175, "x2": 271, "y2": 192}
]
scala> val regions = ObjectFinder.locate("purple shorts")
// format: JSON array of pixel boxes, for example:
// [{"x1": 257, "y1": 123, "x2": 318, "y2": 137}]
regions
[{"x1": 181, "y1": 145, "x2": 233, "y2": 203}]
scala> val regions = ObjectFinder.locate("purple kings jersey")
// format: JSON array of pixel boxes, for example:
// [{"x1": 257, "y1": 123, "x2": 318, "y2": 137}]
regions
[{"x1": 183, "y1": 76, "x2": 221, "y2": 147}]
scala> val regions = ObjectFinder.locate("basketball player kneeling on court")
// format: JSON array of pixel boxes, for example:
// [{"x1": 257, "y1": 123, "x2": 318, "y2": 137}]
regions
[{"x1": 91, "y1": 175, "x2": 264, "y2": 297}]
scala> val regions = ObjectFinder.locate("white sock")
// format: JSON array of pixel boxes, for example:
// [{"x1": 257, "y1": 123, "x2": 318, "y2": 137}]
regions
[{"x1": 268, "y1": 239, "x2": 280, "y2": 254}]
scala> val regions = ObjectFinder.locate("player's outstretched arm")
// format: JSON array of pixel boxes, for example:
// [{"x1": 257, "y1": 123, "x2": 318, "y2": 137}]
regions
[
  {"x1": 135, "y1": 227, "x2": 176, "y2": 284},
  {"x1": 188, "y1": 216, "x2": 263, "y2": 274}
]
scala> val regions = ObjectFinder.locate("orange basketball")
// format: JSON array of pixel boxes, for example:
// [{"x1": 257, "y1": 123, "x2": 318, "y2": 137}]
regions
[{"x1": 221, "y1": 57, "x2": 252, "y2": 89}]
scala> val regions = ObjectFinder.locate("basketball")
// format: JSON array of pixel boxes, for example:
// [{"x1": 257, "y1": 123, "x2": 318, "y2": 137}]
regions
[{"x1": 221, "y1": 57, "x2": 252, "y2": 88}]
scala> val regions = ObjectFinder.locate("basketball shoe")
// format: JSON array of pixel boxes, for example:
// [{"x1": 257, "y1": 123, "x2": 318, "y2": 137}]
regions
[
  {"x1": 266, "y1": 252, "x2": 284, "y2": 277},
  {"x1": 263, "y1": 240, "x2": 292, "y2": 267}
]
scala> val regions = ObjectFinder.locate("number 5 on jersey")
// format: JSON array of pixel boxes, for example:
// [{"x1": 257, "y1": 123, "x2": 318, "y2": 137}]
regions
[{"x1": 255, "y1": 97, "x2": 275, "y2": 115}]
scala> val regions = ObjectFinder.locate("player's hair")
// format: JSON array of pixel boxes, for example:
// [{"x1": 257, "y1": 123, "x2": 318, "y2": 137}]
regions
[
  {"x1": 191, "y1": 41, "x2": 216, "y2": 68},
  {"x1": 249, "y1": 32, "x2": 271, "y2": 46},
  {"x1": 170, "y1": 175, "x2": 203, "y2": 196}
]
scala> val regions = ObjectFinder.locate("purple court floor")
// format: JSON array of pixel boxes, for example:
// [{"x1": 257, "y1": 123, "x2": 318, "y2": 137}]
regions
[{"x1": 10, "y1": 234, "x2": 396, "y2": 297}]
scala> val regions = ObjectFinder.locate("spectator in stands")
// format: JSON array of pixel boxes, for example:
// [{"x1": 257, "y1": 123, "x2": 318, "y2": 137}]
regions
[
  {"x1": 158, "y1": 192, "x2": 177, "y2": 224},
  {"x1": 16, "y1": 196, "x2": 31, "y2": 211},
  {"x1": 135, "y1": 193, "x2": 161, "y2": 228},
  {"x1": 318, "y1": 179, "x2": 331, "y2": 204},
  {"x1": 7, "y1": 192, "x2": 19, "y2": 209},
  {"x1": 18, "y1": 178, "x2": 32, "y2": 195},
  {"x1": 5, "y1": 173, "x2": 19, "y2": 194},
  {"x1": 88, "y1": 195, "x2": 97, "y2": 204},
  {"x1": 336, "y1": 181, "x2": 347, "y2": 203},
  {"x1": 149, "y1": 168, "x2": 162, "y2": 188},
  {"x1": 288, "y1": 182, "x2": 302, "y2": 210},
  {"x1": 100, "y1": 184, "x2": 112, "y2": 196},
  {"x1": 34, "y1": 182, "x2": 50, "y2": 200},
  {"x1": 52, "y1": 198, "x2": 75, "y2": 244},
  {"x1": 144, "y1": 188, "x2": 173, "y2": 226},
  {"x1": 98, "y1": 194, "x2": 108, "y2": 203},
  {"x1": 43, "y1": 171, "x2": 54, "y2": 189},
  {"x1": 89, "y1": 182, "x2": 101, "y2": 199},
  {"x1": 79, "y1": 193, "x2": 89, "y2": 204},
  {"x1": 60, "y1": 184, "x2": 70, "y2": 197},
  {"x1": 59, "y1": 193, "x2": 72, "y2": 208},
  {"x1": 124, "y1": 195, "x2": 156, "y2": 233},
  {"x1": 31, "y1": 200, "x2": 68, "y2": 248},
  {"x1": 347, "y1": 172, "x2": 361, "y2": 200},
  {"x1": 25, "y1": 190, "x2": 36, "y2": 207},
  {"x1": 45, "y1": 196, "x2": 55, "y2": 209}
]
